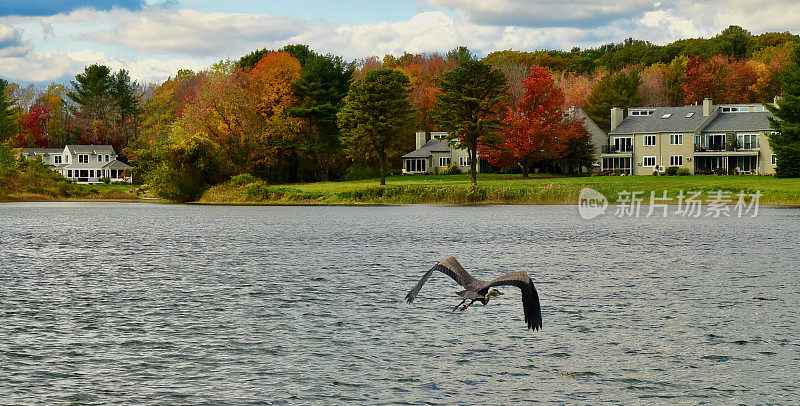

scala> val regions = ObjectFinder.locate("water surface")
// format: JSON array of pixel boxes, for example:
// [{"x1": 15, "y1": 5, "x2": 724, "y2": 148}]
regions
[{"x1": 1, "y1": 203, "x2": 798, "y2": 404}]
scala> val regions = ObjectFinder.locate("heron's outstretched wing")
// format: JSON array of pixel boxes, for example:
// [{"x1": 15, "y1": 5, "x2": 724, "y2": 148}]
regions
[
  {"x1": 486, "y1": 271, "x2": 542, "y2": 331},
  {"x1": 405, "y1": 257, "x2": 476, "y2": 303}
]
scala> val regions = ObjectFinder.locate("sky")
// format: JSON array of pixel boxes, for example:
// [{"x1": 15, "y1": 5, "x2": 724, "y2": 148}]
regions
[{"x1": 1, "y1": 0, "x2": 799, "y2": 85}]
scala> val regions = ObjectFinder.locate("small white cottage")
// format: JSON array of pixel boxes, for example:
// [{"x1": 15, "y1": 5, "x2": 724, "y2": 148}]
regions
[{"x1": 20, "y1": 145, "x2": 133, "y2": 184}]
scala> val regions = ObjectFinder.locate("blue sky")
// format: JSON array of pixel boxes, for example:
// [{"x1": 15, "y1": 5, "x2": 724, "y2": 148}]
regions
[{"x1": 1, "y1": 0, "x2": 798, "y2": 85}]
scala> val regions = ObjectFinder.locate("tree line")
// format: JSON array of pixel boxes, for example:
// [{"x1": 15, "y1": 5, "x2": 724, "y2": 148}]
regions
[{"x1": 1, "y1": 25, "x2": 800, "y2": 200}]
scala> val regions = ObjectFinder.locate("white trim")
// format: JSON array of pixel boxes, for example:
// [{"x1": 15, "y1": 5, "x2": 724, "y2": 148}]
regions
[
  {"x1": 670, "y1": 134, "x2": 683, "y2": 145},
  {"x1": 669, "y1": 155, "x2": 683, "y2": 167},
  {"x1": 771, "y1": 154, "x2": 777, "y2": 165},
  {"x1": 643, "y1": 156, "x2": 656, "y2": 167},
  {"x1": 643, "y1": 134, "x2": 656, "y2": 147},
  {"x1": 439, "y1": 156, "x2": 451, "y2": 167}
]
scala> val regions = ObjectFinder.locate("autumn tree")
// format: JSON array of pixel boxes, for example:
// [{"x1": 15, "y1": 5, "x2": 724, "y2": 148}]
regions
[
  {"x1": 639, "y1": 64, "x2": 669, "y2": 106},
  {"x1": 767, "y1": 45, "x2": 800, "y2": 177},
  {"x1": 15, "y1": 105, "x2": 53, "y2": 147},
  {"x1": 584, "y1": 69, "x2": 642, "y2": 131},
  {"x1": 482, "y1": 66, "x2": 576, "y2": 177},
  {"x1": 557, "y1": 117, "x2": 595, "y2": 174},
  {"x1": 663, "y1": 56, "x2": 688, "y2": 105},
  {"x1": 432, "y1": 59, "x2": 509, "y2": 184},
  {"x1": 338, "y1": 68, "x2": 413, "y2": 185}
]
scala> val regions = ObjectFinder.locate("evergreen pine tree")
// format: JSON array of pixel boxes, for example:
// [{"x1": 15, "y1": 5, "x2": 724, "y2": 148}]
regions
[{"x1": 766, "y1": 45, "x2": 800, "y2": 177}]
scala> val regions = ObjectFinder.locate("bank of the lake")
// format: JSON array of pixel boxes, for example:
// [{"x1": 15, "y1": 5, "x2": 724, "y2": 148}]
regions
[
  {"x1": 0, "y1": 183, "x2": 151, "y2": 203},
  {"x1": 198, "y1": 174, "x2": 800, "y2": 205}
]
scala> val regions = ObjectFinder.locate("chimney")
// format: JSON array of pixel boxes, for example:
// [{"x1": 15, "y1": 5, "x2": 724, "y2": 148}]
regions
[
  {"x1": 610, "y1": 107, "x2": 624, "y2": 132},
  {"x1": 415, "y1": 130, "x2": 426, "y2": 150},
  {"x1": 703, "y1": 98, "x2": 712, "y2": 117}
]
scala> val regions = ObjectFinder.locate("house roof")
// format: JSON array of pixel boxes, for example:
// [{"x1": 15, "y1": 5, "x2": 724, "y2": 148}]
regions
[
  {"x1": 402, "y1": 138, "x2": 452, "y2": 158},
  {"x1": 702, "y1": 111, "x2": 774, "y2": 132},
  {"x1": 610, "y1": 105, "x2": 709, "y2": 135},
  {"x1": 65, "y1": 145, "x2": 116, "y2": 155},
  {"x1": 22, "y1": 148, "x2": 63, "y2": 155},
  {"x1": 102, "y1": 159, "x2": 132, "y2": 169}
]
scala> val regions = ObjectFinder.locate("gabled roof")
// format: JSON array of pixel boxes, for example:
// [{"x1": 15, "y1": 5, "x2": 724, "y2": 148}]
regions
[
  {"x1": 22, "y1": 148, "x2": 63, "y2": 155},
  {"x1": 702, "y1": 111, "x2": 774, "y2": 132},
  {"x1": 65, "y1": 145, "x2": 116, "y2": 155},
  {"x1": 102, "y1": 159, "x2": 132, "y2": 169},
  {"x1": 610, "y1": 105, "x2": 709, "y2": 135},
  {"x1": 402, "y1": 138, "x2": 452, "y2": 158}
]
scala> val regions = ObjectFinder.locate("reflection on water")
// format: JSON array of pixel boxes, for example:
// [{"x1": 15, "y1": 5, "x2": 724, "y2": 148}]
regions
[{"x1": 1, "y1": 202, "x2": 798, "y2": 404}]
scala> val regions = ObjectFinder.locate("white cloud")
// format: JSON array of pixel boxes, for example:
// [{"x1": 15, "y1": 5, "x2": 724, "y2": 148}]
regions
[
  {"x1": 0, "y1": 23, "x2": 27, "y2": 57},
  {"x1": 427, "y1": 0, "x2": 652, "y2": 27},
  {"x1": 1, "y1": 1, "x2": 799, "y2": 84},
  {"x1": 93, "y1": 8, "x2": 309, "y2": 57}
]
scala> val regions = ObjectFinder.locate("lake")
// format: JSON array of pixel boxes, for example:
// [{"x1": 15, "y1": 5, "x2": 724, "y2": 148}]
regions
[{"x1": 1, "y1": 202, "x2": 798, "y2": 404}]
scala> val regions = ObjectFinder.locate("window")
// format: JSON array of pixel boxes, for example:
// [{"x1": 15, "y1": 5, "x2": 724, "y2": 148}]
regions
[
  {"x1": 613, "y1": 137, "x2": 633, "y2": 152},
  {"x1": 772, "y1": 154, "x2": 777, "y2": 165},
  {"x1": 754, "y1": 105, "x2": 766, "y2": 112},
  {"x1": 644, "y1": 135, "x2": 656, "y2": 146},
  {"x1": 439, "y1": 157, "x2": 451, "y2": 167},
  {"x1": 736, "y1": 134, "x2": 758, "y2": 150},
  {"x1": 405, "y1": 158, "x2": 426, "y2": 173},
  {"x1": 54, "y1": 155, "x2": 62, "y2": 164},
  {"x1": 97, "y1": 155, "x2": 102, "y2": 162},
  {"x1": 643, "y1": 156, "x2": 656, "y2": 167},
  {"x1": 105, "y1": 155, "x2": 110, "y2": 162},
  {"x1": 67, "y1": 170, "x2": 72, "y2": 177},
  {"x1": 89, "y1": 170, "x2": 94, "y2": 178},
  {"x1": 670, "y1": 155, "x2": 683, "y2": 166},
  {"x1": 670, "y1": 134, "x2": 683, "y2": 145},
  {"x1": 661, "y1": 113, "x2": 672, "y2": 119},
  {"x1": 459, "y1": 156, "x2": 470, "y2": 166},
  {"x1": 685, "y1": 112, "x2": 695, "y2": 118},
  {"x1": 78, "y1": 154, "x2": 88, "y2": 163},
  {"x1": 630, "y1": 110, "x2": 654, "y2": 116}
]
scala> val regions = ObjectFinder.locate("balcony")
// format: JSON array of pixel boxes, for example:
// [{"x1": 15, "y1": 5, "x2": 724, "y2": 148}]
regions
[
  {"x1": 602, "y1": 145, "x2": 632, "y2": 154},
  {"x1": 694, "y1": 144, "x2": 759, "y2": 153}
]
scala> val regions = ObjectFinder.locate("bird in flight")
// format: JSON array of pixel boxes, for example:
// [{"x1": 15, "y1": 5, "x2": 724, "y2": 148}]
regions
[{"x1": 405, "y1": 256, "x2": 542, "y2": 331}]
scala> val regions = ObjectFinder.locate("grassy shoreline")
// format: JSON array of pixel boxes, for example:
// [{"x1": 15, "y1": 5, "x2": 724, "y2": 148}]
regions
[{"x1": 197, "y1": 174, "x2": 800, "y2": 206}]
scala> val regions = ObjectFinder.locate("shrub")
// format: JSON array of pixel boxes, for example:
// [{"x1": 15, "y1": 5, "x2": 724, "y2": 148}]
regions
[
  {"x1": 102, "y1": 176, "x2": 111, "y2": 184},
  {"x1": 441, "y1": 163, "x2": 462, "y2": 175},
  {"x1": 677, "y1": 167, "x2": 690, "y2": 176},
  {"x1": 665, "y1": 166, "x2": 679, "y2": 176},
  {"x1": 713, "y1": 167, "x2": 727, "y2": 175},
  {"x1": 229, "y1": 173, "x2": 258, "y2": 186},
  {"x1": 343, "y1": 163, "x2": 379, "y2": 180},
  {"x1": 501, "y1": 165, "x2": 522, "y2": 174},
  {"x1": 652, "y1": 169, "x2": 660, "y2": 176}
]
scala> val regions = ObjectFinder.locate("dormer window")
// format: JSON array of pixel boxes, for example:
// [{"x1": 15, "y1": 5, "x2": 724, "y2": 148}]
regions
[
  {"x1": 78, "y1": 154, "x2": 89, "y2": 164},
  {"x1": 54, "y1": 155, "x2": 62, "y2": 164},
  {"x1": 98, "y1": 155, "x2": 103, "y2": 162},
  {"x1": 105, "y1": 155, "x2": 110, "y2": 162}
]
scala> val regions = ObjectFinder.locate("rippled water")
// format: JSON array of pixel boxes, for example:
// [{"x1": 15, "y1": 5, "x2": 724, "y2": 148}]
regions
[{"x1": 1, "y1": 202, "x2": 798, "y2": 404}]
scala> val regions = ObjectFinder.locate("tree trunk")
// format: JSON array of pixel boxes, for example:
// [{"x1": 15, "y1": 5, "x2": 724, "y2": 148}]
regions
[
  {"x1": 469, "y1": 147, "x2": 477, "y2": 185},
  {"x1": 379, "y1": 152, "x2": 387, "y2": 185},
  {"x1": 522, "y1": 163, "x2": 529, "y2": 178}
]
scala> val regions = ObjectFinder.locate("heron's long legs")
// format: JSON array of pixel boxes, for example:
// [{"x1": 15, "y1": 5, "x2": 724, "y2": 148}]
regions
[
  {"x1": 459, "y1": 299, "x2": 477, "y2": 311},
  {"x1": 453, "y1": 298, "x2": 468, "y2": 311}
]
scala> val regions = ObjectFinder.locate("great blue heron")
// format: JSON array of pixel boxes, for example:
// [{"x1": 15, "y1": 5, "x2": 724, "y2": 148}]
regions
[{"x1": 405, "y1": 256, "x2": 542, "y2": 331}]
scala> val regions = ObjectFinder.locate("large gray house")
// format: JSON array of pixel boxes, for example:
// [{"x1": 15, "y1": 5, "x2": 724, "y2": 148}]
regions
[
  {"x1": 602, "y1": 98, "x2": 777, "y2": 175},
  {"x1": 20, "y1": 145, "x2": 133, "y2": 184}
]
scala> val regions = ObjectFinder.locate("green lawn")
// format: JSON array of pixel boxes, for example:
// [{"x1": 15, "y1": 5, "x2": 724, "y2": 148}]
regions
[{"x1": 199, "y1": 174, "x2": 800, "y2": 205}]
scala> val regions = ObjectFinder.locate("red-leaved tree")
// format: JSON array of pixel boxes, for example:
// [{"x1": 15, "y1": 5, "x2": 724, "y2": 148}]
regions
[{"x1": 482, "y1": 66, "x2": 579, "y2": 177}]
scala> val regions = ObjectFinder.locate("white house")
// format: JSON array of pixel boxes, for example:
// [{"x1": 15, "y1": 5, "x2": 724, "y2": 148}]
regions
[{"x1": 20, "y1": 145, "x2": 133, "y2": 184}]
